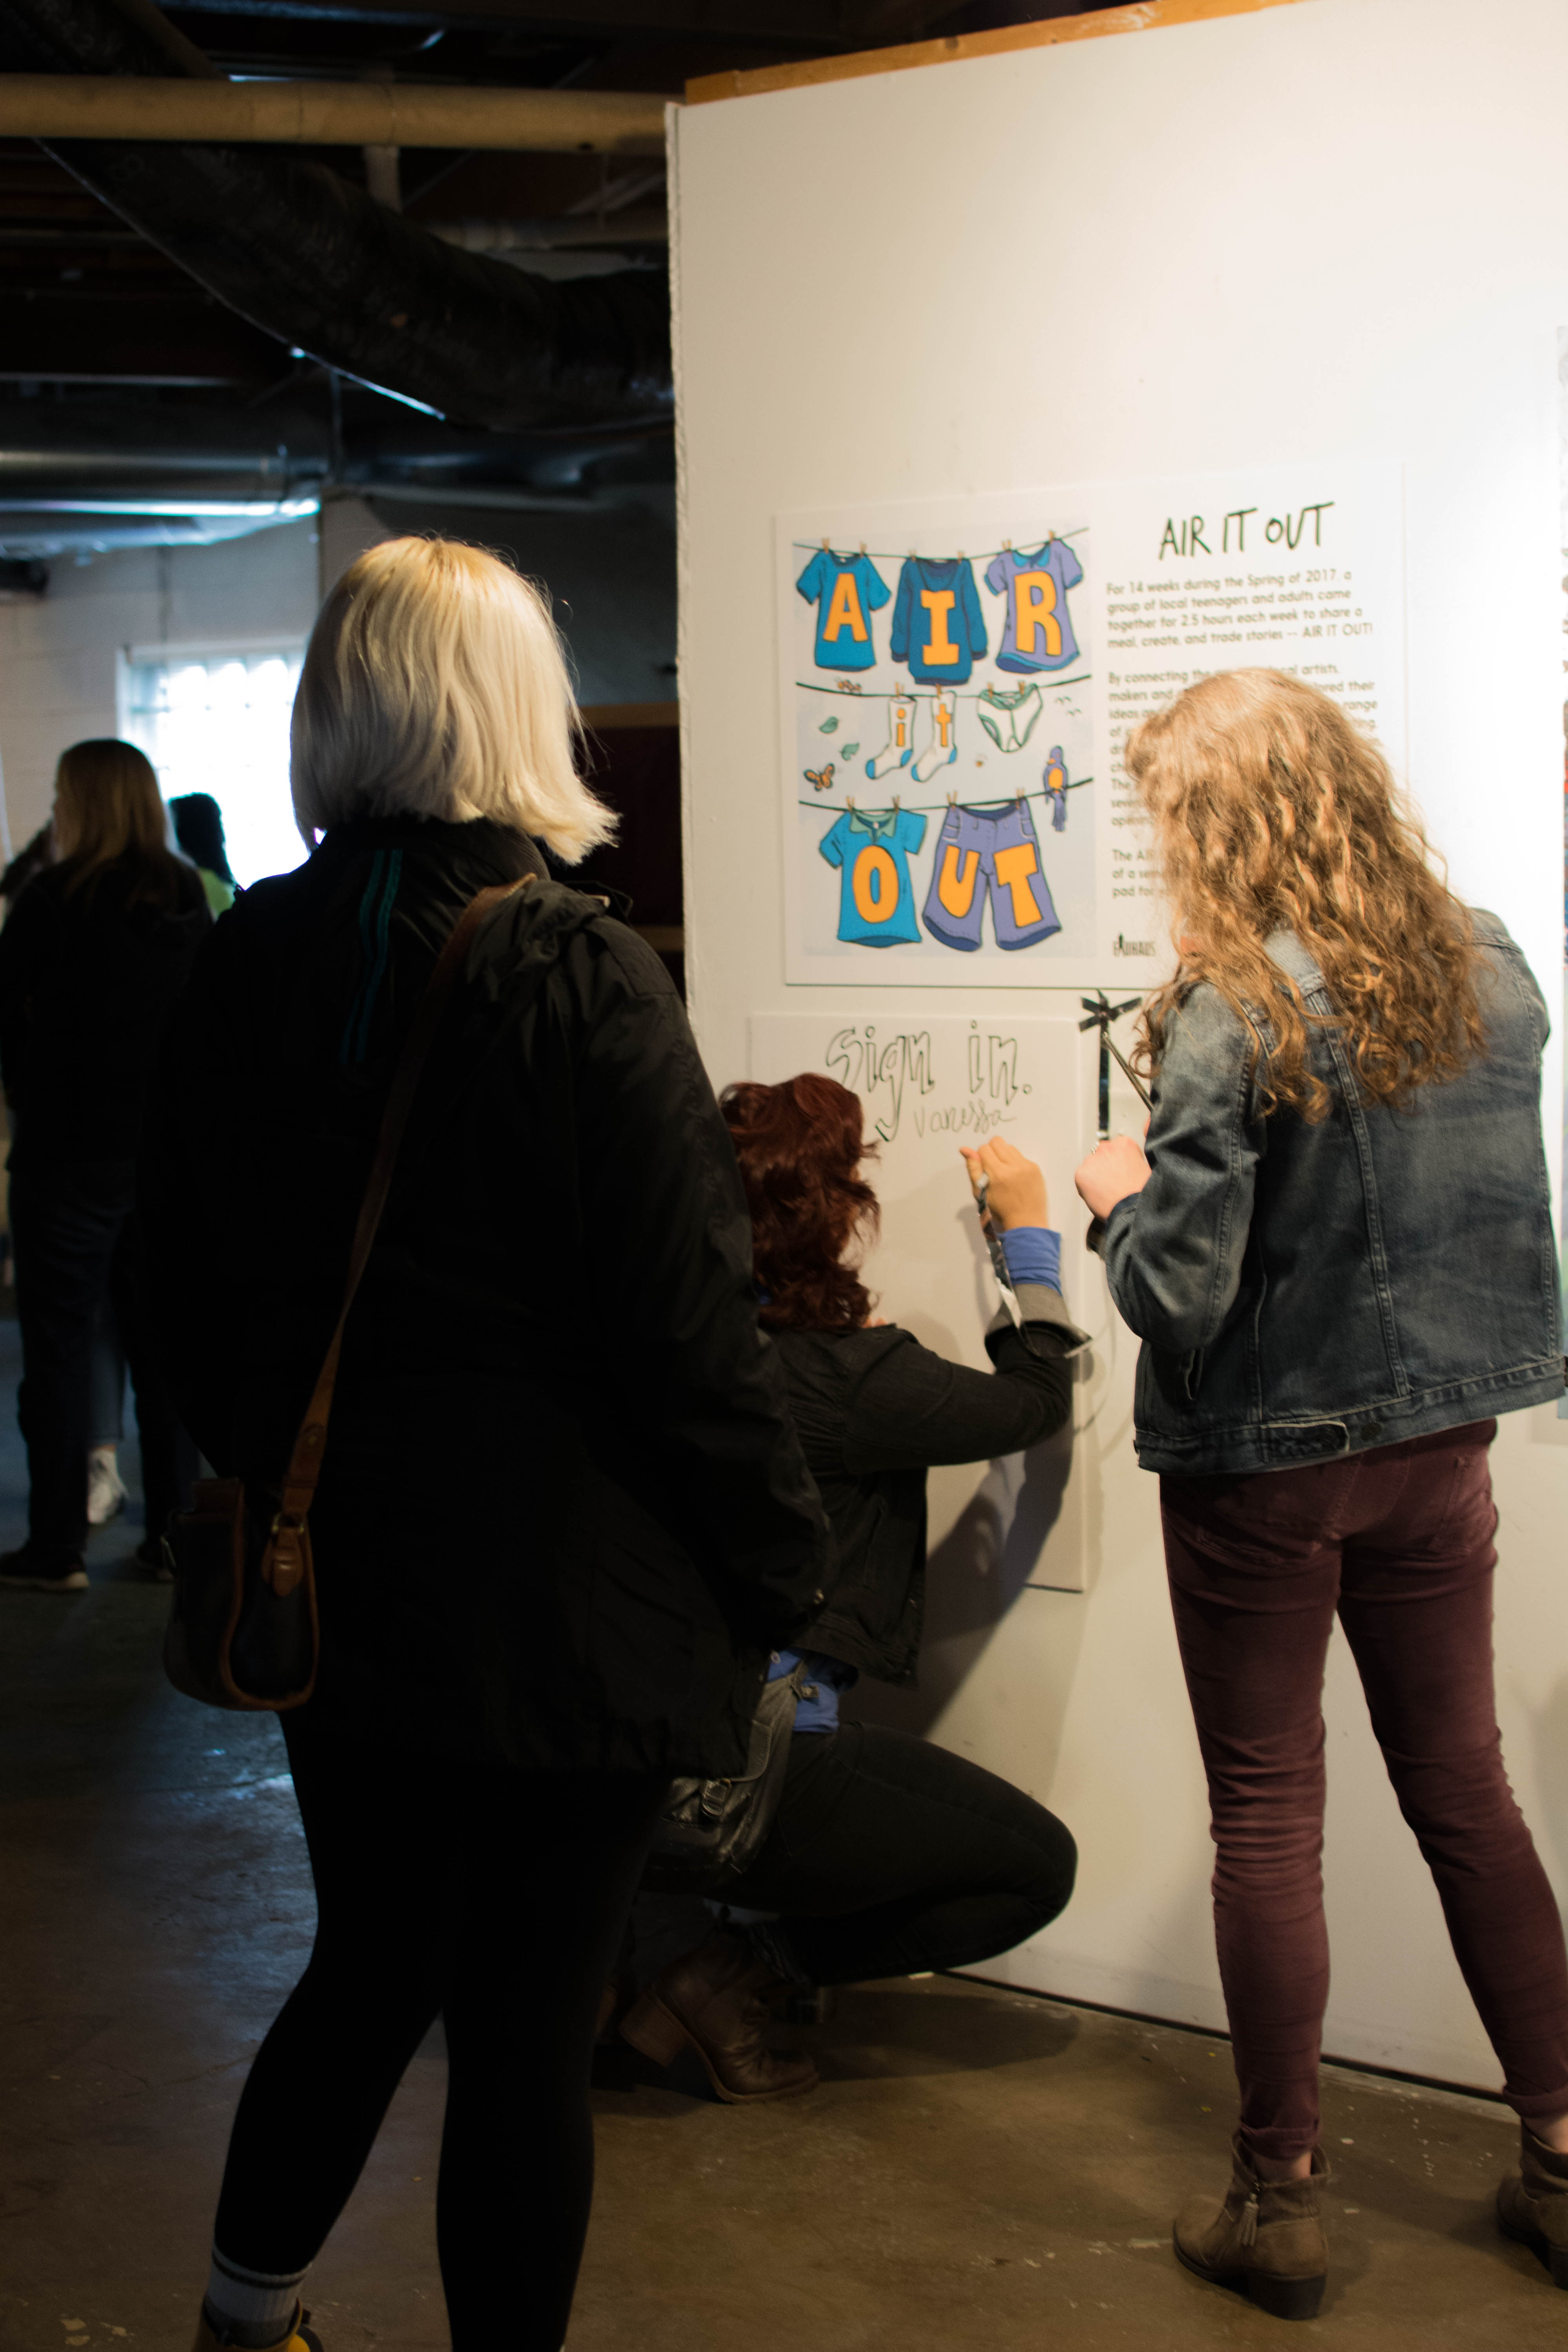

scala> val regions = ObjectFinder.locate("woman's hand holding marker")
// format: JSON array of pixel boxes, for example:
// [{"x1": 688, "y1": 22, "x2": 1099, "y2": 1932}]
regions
[{"x1": 960, "y1": 1137, "x2": 1049, "y2": 1230}]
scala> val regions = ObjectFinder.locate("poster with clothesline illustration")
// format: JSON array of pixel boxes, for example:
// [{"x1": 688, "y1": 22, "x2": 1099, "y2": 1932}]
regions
[
  {"x1": 777, "y1": 466, "x2": 1404, "y2": 989},
  {"x1": 780, "y1": 487, "x2": 1099, "y2": 987}
]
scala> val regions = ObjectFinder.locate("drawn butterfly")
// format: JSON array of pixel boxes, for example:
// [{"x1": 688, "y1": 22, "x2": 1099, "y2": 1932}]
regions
[
  {"x1": 835, "y1": 679, "x2": 864, "y2": 694},
  {"x1": 805, "y1": 762, "x2": 835, "y2": 793}
]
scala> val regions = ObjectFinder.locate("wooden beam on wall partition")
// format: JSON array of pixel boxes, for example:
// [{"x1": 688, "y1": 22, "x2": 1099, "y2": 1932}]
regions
[{"x1": 686, "y1": 0, "x2": 1311, "y2": 105}]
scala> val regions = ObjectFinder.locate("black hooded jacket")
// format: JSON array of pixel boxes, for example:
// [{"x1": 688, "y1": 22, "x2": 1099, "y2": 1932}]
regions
[
  {"x1": 0, "y1": 855, "x2": 209, "y2": 1168},
  {"x1": 140, "y1": 814, "x2": 832, "y2": 1777}
]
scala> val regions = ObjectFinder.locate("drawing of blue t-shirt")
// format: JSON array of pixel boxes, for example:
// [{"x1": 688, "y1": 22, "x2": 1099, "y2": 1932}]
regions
[
  {"x1": 819, "y1": 806, "x2": 928, "y2": 946},
  {"x1": 889, "y1": 556, "x2": 987, "y2": 684},
  {"x1": 796, "y1": 550, "x2": 891, "y2": 672},
  {"x1": 985, "y1": 540, "x2": 1084, "y2": 673}
]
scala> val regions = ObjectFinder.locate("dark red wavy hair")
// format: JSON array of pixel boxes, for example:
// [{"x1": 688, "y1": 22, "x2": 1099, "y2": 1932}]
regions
[{"x1": 719, "y1": 1073, "x2": 878, "y2": 1332}]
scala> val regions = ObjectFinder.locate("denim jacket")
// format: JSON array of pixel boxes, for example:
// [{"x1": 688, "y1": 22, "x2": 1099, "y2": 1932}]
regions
[{"x1": 1102, "y1": 912, "x2": 1564, "y2": 1475}]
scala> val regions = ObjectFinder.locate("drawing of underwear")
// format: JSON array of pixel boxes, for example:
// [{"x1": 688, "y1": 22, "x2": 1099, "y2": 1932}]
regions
[
  {"x1": 1043, "y1": 744, "x2": 1068, "y2": 831},
  {"x1": 922, "y1": 799, "x2": 1060, "y2": 952},
  {"x1": 976, "y1": 681, "x2": 1044, "y2": 755}
]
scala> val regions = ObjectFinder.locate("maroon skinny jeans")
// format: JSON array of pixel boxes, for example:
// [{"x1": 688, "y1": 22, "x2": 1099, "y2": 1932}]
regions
[{"x1": 1161, "y1": 1419, "x2": 1568, "y2": 2165}]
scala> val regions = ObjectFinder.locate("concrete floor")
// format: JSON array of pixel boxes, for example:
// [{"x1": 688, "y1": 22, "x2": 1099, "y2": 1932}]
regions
[{"x1": 0, "y1": 1323, "x2": 1561, "y2": 2350}]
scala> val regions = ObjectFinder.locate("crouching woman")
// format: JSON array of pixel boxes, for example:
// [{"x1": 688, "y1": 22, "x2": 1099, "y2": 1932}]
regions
[{"x1": 619, "y1": 1074, "x2": 1081, "y2": 2099}]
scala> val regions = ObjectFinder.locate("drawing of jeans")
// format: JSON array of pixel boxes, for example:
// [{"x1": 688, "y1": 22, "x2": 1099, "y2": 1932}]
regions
[{"x1": 922, "y1": 800, "x2": 1060, "y2": 952}]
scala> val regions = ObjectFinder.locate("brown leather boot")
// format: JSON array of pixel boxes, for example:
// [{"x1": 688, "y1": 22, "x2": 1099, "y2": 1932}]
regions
[
  {"x1": 1497, "y1": 2122, "x2": 1568, "y2": 2285},
  {"x1": 620, "y1": 1930, "x2": 819, "y2": 2103},
  {"x1": 1174, "y1": 2136, "x2": 1329, "y2": 2321}
]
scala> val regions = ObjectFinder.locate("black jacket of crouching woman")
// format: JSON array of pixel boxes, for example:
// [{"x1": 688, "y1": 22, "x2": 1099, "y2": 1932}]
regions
[
  {"x1": 139, "y1": 811, "x2": 833, "y2": 1776},
  {"x1": 773, "y1": 1293, "x2": 1079, "y2": 1686}
]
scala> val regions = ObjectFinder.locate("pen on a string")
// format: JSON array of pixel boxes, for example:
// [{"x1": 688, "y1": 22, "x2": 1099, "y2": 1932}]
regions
[{"x1": 971, "y1": 1171, "x2": 1015, "y2": 1293}]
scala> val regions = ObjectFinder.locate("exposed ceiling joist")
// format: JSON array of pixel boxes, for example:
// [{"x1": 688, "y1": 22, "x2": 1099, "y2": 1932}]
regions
[
  {"x1": 0, "y1": 72, "x2": 668, "y2": 147},
  {"x1": 158, "y1": 0, "x2": 933, "y2": 33}
]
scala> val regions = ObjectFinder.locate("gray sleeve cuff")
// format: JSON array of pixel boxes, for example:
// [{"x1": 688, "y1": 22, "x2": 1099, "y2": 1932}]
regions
[{"x1": 989, "y1": 1282, "x2": 1093, "y2": 1354}]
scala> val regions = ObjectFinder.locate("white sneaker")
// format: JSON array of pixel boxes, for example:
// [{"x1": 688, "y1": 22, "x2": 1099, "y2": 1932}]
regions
[{"x1": 87, "y1": 1446, "x2": 127, "y2": 1527}]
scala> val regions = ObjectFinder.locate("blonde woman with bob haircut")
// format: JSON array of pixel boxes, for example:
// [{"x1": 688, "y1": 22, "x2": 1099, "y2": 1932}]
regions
[
  {"x1": 0, "y1": 738, "x2": 207, "y2": 1594},
  {"x1": 1075, "y1": 669, "x2": 1566, "y2": 2323},
  {"x1": 142, "y1": 538, "x2": 831, "y2": 2352}
]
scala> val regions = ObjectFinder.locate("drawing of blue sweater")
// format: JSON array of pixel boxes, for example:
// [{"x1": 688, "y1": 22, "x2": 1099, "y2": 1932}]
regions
[{"x1": 889, "y1": 556, "x2": 988, "y2": 684}]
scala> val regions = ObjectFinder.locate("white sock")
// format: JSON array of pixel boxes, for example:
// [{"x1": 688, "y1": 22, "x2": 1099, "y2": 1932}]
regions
[
  {"x1": 204, "y1": 2248, "x2": 310, "y2": 2347},
  {"x1": 866, "y1": 694, "x2": 916, "y2": 779},
  {"x1": 912, "y1": 691, "x2": 958, "y2": 783}
]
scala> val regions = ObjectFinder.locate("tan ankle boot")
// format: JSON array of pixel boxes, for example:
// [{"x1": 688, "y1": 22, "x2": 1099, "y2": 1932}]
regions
[
  {"x1": 1174, "y1": 2136, "x2": 1329, "y2": 2321},
  {"x1": 191, "y1": 2304, "x2": 322, "y2": 2350},
  {"x1": 620, "y1": 1929, "x2": 819, "y2": 2103},
  {"x1": 1497, "y1": 2122, "x2": 1568, "y2": 2285}
]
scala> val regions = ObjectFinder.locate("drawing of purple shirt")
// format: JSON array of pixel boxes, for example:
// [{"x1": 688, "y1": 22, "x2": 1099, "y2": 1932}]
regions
[{"x1": 984, "y1": 540, "x2": 1084, "y2": 674}]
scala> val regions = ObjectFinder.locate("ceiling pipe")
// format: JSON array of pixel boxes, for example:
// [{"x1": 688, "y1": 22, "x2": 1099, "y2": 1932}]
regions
[
  {"x1": 0, "y1": 73, "x2": 668, "y2": 150},
  {"x1": 429, "y1": 210, "x2": 666, "y2": 252},
  {"x1": 0, "y1": 0, "x2": 675, "y2": 430}
]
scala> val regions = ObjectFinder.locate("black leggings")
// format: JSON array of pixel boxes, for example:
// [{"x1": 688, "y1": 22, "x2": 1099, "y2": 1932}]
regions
[
  {"x1": 722, "y1": 1720, "x2": 1076, "y2": 1983},
  {"x1": 213, "y1": 1703, "x2": 665, "y2": 2350}
]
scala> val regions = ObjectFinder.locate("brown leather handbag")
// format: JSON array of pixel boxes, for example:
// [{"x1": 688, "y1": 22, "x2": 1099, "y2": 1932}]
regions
[{"x1": 162, "y1": 878, "x2": 531, "y2": 1713}]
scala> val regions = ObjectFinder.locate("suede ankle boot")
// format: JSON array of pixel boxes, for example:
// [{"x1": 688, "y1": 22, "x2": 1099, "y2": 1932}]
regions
[
  {"x1": 620, "y1": 1929, "x2": 819, "y2": 2103},
  {"x1": 1497, "y1": 2122, "x2": 1568, "y2": 2285},
  {"x1": 191, "y1": 2305, "x2": 322, "y2": 2352},
  {"x1": 1174, "y1": 2135, "x2": 1329, "y2": 2321}
]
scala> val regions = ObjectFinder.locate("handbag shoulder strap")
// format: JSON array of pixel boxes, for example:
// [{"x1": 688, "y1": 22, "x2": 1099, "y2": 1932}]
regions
[{"x1": 263, "y1": 875, "x2": 532, "y2": 1580}]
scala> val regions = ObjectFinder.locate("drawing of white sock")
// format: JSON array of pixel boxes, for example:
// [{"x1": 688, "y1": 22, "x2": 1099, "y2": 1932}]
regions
[
  {"x1": 866, "y1": 695, "x2": 916, "y2": 780},
  {"x1": 912, "y1": 691, "x2": 958, "y2": 784}
]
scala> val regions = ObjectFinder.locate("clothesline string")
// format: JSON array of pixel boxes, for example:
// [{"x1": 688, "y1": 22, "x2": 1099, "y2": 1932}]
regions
[
  {"x1": 797, "y1": 778, "x2": 1093, "y2": 815},
  {"x1": 792, "y1": 528, "x2": 1088, "y2": 565},
  {"x1": 795, "y1": 673, "x2": 1092, "y2": 700}
]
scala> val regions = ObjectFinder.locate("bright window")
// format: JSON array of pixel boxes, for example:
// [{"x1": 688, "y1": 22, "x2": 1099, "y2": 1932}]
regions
[{"x1": 119, "y1": 642, "x2": 307, "y2": 889}]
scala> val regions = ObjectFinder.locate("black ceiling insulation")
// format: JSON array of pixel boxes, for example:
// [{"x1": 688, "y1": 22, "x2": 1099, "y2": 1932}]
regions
[{"x1": 0, "y1": 0, "x2": 674, "y2": 435}]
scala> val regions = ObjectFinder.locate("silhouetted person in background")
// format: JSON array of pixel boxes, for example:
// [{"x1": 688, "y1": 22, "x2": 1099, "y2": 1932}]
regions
[
  {"x1": 169, "y1": 791, "x2": 238, "y2": 916},
  {"x1": 0, "y1": 739, "x2": 207, "y2": 1590}
]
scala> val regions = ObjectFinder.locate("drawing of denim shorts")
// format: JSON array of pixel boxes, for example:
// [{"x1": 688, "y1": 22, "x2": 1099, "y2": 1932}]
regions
[{"x1": 922, "y1": 799, "x2": 1060, "y2": 951}]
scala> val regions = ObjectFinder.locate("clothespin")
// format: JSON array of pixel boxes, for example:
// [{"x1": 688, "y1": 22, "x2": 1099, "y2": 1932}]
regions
[
  {"x1": 1002, "y1": 537, "x2": 1013, "y2": 552},
  {"x1": 947, "y1": 789, "x2": 957, "y2": 807},
  {"x1": 891, "y1": 792, "x2": 901, "y2": 810},
  {"x1": 859, "y1": 541, "x2": 867, "y2": 556},
  {"x1": 822, "y1": 536, "x2": 831, "y2": 552}
]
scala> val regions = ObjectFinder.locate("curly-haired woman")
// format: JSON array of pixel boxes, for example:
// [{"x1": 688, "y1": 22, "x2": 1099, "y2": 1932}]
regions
[
  {"x1": 619, "y1": 1073, "x2": 1080, "y2": 2101},
  {"x1": 1075, "y1": 669, "x2": 1567, "y2": 2321}
]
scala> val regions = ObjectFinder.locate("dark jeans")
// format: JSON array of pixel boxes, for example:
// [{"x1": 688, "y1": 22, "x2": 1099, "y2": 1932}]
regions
[
  {"x1": 9, "y1": 1159, "x2": 193, "y2": 1566},
  {"x1": 214, "y1": 1702, "x2": 666, "y2": 2351},
  {"x1": 1162, "y1": 1419, "x2": 1568, "y2": 2165},
  {"x1": 722, "y1": 1719, "x2": 1077, "y2": 1984}
]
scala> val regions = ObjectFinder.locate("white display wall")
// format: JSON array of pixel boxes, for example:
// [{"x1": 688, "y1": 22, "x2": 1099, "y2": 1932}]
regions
[{"x1": 671, "y1": 0, "x2": 1568, "y2": 2090}]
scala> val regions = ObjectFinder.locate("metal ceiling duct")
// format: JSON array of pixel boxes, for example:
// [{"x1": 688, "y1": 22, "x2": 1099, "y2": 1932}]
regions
[
  {"x1": 0, "y1": 0, "x2": 674, "y2": 434},
  {"x1": 0, "y1": 396, "x2": 668, "y2": 500}
]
